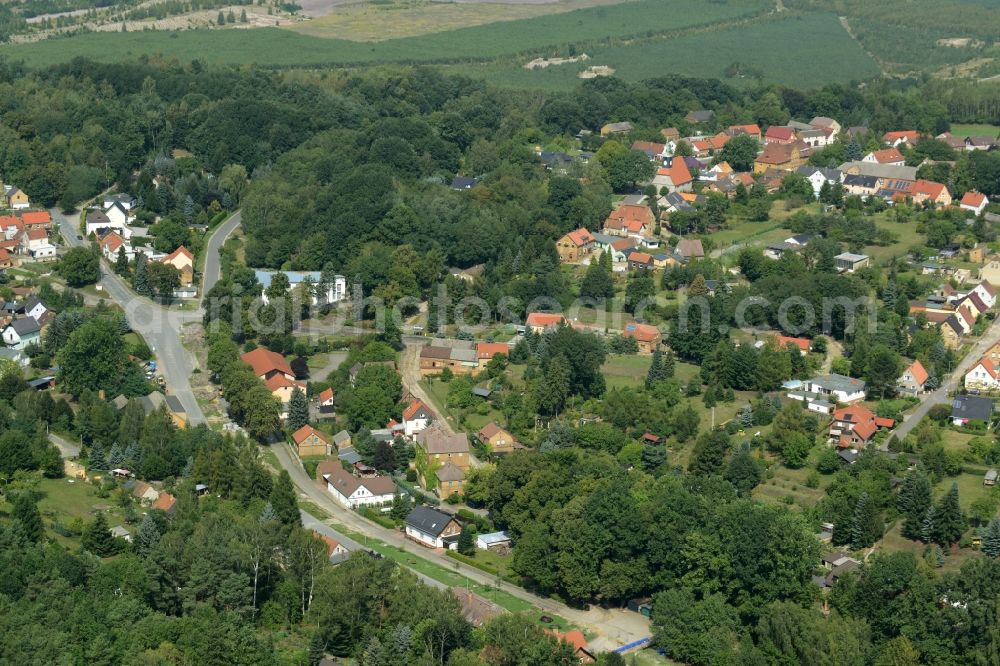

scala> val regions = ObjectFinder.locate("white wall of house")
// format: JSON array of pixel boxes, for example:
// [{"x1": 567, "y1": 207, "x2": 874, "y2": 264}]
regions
[{"x1": 405, "y1": 525, "x2": 443, "y2": 548}]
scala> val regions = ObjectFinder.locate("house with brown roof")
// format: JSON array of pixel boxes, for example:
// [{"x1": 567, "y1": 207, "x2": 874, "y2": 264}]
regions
[
  {"x1": 452, "y1": 588, "x2": 507, "y2": 628},
  {"x1": 627, "y1": 250, "x2": 654, "y2": 272},
  {"x1": 293, "y1": 425, "x2": 332, "y2": 457},
  {"x1": 416, "y1": 425, "x2": 470, "y2": 494},
  {"x1": 754, "y1": 142, "x2": 806, "y2": 173},
  {"x1": 675, "y1": 238, "x2": 705, "y2": 260},
  {"x1": 477, "y1": 422, "x2": 520, "y2": 455},
  {"x1": 661, "y1": 127, "x2": 681, "y2": 141},
  {"x1": 152, "y1": 492, "x2": 177, "y2": 514},
  {"x1": 726, "y1": 123, "x2": 761, "y2": 140},
  {"x1": 321, "y1": 462, "x2": 396, "y2": 509},
  {"x1": 556, "y1": 228, "x2": 595, "y2": 263},
  {"x1": 600, "y1": 121, "x2": 633, "y2": 137},
  {"x1": 622, "y1": 322, "x2": 661, "y2": 353},
  {"x1": 898, "y1": 359, "x2": 929, "y2": 395},
  {"x1": 418, "y1": 345, "x2": 479, "y2": 376}
]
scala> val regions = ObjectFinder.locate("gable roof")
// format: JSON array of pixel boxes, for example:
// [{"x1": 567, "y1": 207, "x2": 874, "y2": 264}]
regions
[
  {"x1": 318, "y1": 387, "x2": 334, "y2": 403},
  {"x1": 323, "y1": 463, "x2": 395, "y2": 497},
  {"x1": 912, "y1": 179, "x2": 949, "y2": 200},
  {"x1": 564, "y1": 228, "x2": 595, "y2": 247},
  {"x1": 727, "y1": 123, "x2": 761, "y2": 136},
  {"x1": 952, "y1": 395, "x2": 993, "y2": 421},
  {"x1": 403, "y1": 399, "x2": 432, "y2": 421},
  {"x1": 7, "y1": 317, "x2": 40, "y2": 336},
  {"x1": 869, "y1": 148, "x2": 904, "y2": 164},
  {"x1": 525, "y1": 312, "x2": 565, "y2": 328},
  {"x1": 152, "y1": 492, "x2": 177, "y2": 513},
  {"x1": 676, "y1": 239, "x2": 704, "y2": 258},
  {"x1": 417, "y1": 426, "x2": 469, "y2": 455},
  {"x1": 765, "y1": 126, "x2": 796, "y2": 141},
  {"x1": 292, "y1": 424, "x2": 330, "y2": 445},
  {"x1": 241, "y1": 347, "x2": 294, "y2": 378},
  {"x1": 756, "y1": 143, "x2": 796, "y2": 165},
  {"x1": 20, "y1": 211, "x2": 50, "y2": 225},
  {"x1": 631, "y1": 140, "x2": 666, "y2": 156},
  {"x1": 405, "y1": 505, "x2": 457, "y2": 537},
  {"x1": 265, "y1": 373, "x2": 303, "y2": 392},
  {"x1": 775, "y1": 335, "x2": 810, "y2": 352},
  {"x1": 622, "y1": 322, "x2": 660, "y2": 343},
  {"x1": 478, "y1": 422, "x2": 508, "y2": 440},
  {"x1": 605, "y1": 203, "x2": 654, "y2": 233},
  {"x1": 435, "y1": 461, "x2": 465, "y2": 482},
  {"x1": 99, "y1": 232, "x2": 124, "y2": 253},
  {"x1": 476, "y1": 342, "x2": 509, "y2": 360},
  {"x1": 163, "y1": 245, "x2": 194, "y2": 266},
  {"x1": 961, "y1": 191, "x2": 988, "y2": 208},
  {"x1": 664, "y1": 159, "x2": 693, "y2": 188},
  {"x1": 883, "y1": 130, "x2": 919, "y2": 143},
  {"x1": 904, "y1": 359, "x2": 929, "y2": 385},
  {"x1": 25, "y1": 228, "x2": 47, "y2": 241}
]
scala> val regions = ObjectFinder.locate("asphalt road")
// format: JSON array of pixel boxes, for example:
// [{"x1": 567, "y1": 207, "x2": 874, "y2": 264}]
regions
[
  {"x1": 48, "y1": 432, "x2": 80, "y2": 458},
  {"x1": 892, "y1": 314, "x2": 1000, "y2": 442},
  {"x1": 272, "y1": 440, "x2": 649, "y2": 644},
  {"x1": 52, "y1": 207, "x2": 207, "y2": 425},
  {"x1": 202, "y1": 210, "x2": 241, "y2": 299}
]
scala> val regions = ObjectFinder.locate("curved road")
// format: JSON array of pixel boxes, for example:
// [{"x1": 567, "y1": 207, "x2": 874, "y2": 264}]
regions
[
  {"x1": 53, "y1": 207, "x2": 240, "y2": 426},
  {"x1": 202, "y1": 210, "x2": 241, "y2": 298}
]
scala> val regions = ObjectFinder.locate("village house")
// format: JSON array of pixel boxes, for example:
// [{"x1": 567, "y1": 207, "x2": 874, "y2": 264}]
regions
[
  {"x1": 404, "y1": 506, "x2": 462, "y2": 549},
  {"x1": 556, "y1": 228, "x2": 596, "y2": 263},
  {"x1": 952, "y1": 395, "x2": 994, "y2": 427},
  {"x1": 318, "y1": 460, "x2": 396, "y2": 510},
  {"x1": 627, "y1": 250, "x2": 654, "y2": 272},
  {"x1": 603, "y1": 203, "x2": 655, "y2": 238},
  {"x1": 104, "y1": 200, "x2": 135, "y2": 227},
  {"x1": 651, "y1": 159, "x2": 693, "y2": 193},
  {"x1": 830, "y1": 404, "x2": 894, "y2": 448},
  {"x1": 333, "y1": 429, "x2": 351, "y2": 451},
  {"x1": 242, "y1": 347, "x2": 295, "y2": 382},
  {"x1": 911, "y1": 180, "x2": 952, "y2": 207},
  {"x1": 973, "y1": 281, "x2": 997, "y2": 309},
  {"x1": 661, "y1": 127, "x2": 681, "y2": 141},
  {"x1": 965, "y1": 356, "x2": 1000, "y2": 391},
  {"x1": 99, "y1": 232, "x2": 130, "y2": 262},
  {"x1": 795, "y1": 166, "x2": 842, "y2": 198},
  {"x1": 416, "y1": 425, "x2": 470, "y2": 494},
  {"x1": 753, "y1": 142, "x2": 806, "y2": 173},
  {"x1": 765, "y1": 126, "x2": 797, "y2": 144},
  {"x1": 3, "y1": 184, "x2": 29, "y2": 209},
  {"x1": 2, "y1": 317, "x2": 39, "y2": 349},
  {"x1": 897, "y1": 359, "x2": 930, "y2": 396},
  {"x1": 863, "y1": 148, "x2": 905, "y2": 166},
  {"x1": 162, "y1": 246, "x2": 195, "y2": 286},
  {"x1": 21, "y1": 211, "x2": 51, "y2": 230},
  {"x1": 475, "y1": 342, "x2": 509, "y2": 369},
  {"x1": 883, "y1": 130, "x2": 919, "y2": 147},
  {"x1": 600, "y1": 121, "x2": 633, "y2": 137},
  {"x1": 834, "y1": 252, "x2": 870, "y2": 273},
  {"x1": 631, "y1": 140, "x2": 670, "y2": 162},
  {"x1": 266, "y1": 373, "x2": 306, "y2": 419},
  {"x1": 965, "y1": 136, "x2": 997, "y2": 151},
  {"x1": 418, "y1": 345, "x2": 478, "y2": 375},
  {"x1": 622, "y1": 322, "x2": 661, "y2": 353},
  {"x1": 317, "y1": 387, "x2": 335, "y2": 414},
  {"x1": 941, "y1": 316, "x2": 964, "y2": 349},
  {"x1": 803, "y1": 373, "x2": 866, "y2": 404},
  {"x1": 961, "y1": 191, "x2": 989, "y2": 216},
  {"x1": 292, "y1": 424, "x2": 332, "y2": 458},
  {"x1": 726, "y1": 123, "x2": 761, "y2": 140},
  {"x1": 255, "y1": 270, "x2": 347, "y2": 306},
  {"x1": 525, "y1": 312, "x2": 566, "y2": 334},
  {"x1": 130, "y1": 480, "x2": 161, "y2": 505},
  {"x1": 842, "y1": 174, "x2": 879, "y2": 199},
  {"x1": 112, "y1": 392, "x2": 187, "y2": 428},
  {"x1": 403, "y1": 399, "x2": 434, "y2": 437},
  {"x1": 477, "y1": 422, "x2": 520, "y2": 455}
]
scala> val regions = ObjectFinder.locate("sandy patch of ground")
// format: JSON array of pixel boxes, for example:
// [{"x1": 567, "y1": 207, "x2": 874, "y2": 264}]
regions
[{"x1": 286, "y1": 0, "x2": 629, "y2": 42}]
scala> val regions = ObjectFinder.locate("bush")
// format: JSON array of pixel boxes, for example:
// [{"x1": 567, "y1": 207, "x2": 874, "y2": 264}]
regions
[
  {"x1": 805, "y1": 471, "x2": 820, "y2": 488},
  {"x1": 816, "y1": 447, "x2": 841, "y2": 474}
]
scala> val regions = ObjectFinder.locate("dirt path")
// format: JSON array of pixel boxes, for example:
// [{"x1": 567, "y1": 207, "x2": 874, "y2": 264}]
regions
[
  {"x1": 838, "y1": 15, "x2": 891, "y2": 77},
  {"x1": 821, "y1": 338, "x2": 844, "y2": 374},
  {"x1": 399, "y1": 343, "x2": 456, "y2": 436}
]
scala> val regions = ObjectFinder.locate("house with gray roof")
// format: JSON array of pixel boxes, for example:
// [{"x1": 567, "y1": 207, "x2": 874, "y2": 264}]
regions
[
  {"x1": 951, "y1": 395, "x2": 993, "y2": 427},
  {"x1": 404, "y1": 506, "x2": 462, "y2": 549},
  {"x1": 2, "y1": 317, "x2": 40, "y2": 349}
]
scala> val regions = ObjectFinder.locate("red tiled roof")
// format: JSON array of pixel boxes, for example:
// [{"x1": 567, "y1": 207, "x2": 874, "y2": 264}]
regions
[
  {"x1": 403, "y1": 399, "x2": 431, "y2": 421},
  {"x1": 869, "y1": 148, "x2": 904, "y2": 164},
  {"x1": 665, "y1": 159, "x2": 693, "y2": 187},
  {"x1": 728, "y1": 123, "x2": 761, "y2": 137},
  {"x1": 906, "y1": 359, "x2": 929, "y2": 385},
  {"x1": 318, "y1": 387, "x2": 334, "y2": 403},
  {"x1": 765, "y1": 126, "x2": 796, "y2": 141},
  {"x1": 629, "y1": 251, "x2": 653, "y2": 264},
  {"x1": 604, "y1": 204, "x2": 654, "y2": 234},
  {"x1": 883, "y1": 130, "x2": 919, "y2": 143},
  {"x1": 265, "y1": 373, "x2": 303, "y2": 392},
  {"x1": 241, "y1": 347, "x2": 294, "y2": 378},
  {"x1": 526, "y1": 312, "x2": 566, "y2": 328},
  {"x1": 981, "y1": 281, "x2": 998, "y2": 298},
  {"x1": 152, "y1": 492, "x2": 176, "y2": 512},
  {"x1": 776, "y1": 335, "x2": 810, "y2": 352},
  {"x1": 20, "y1": 211, "x2": 51, "y2": 225},
  {"x1": 100, "y1": 232, "x2": 124, "y2": 252},
  {"x1": 25, "y1": 228, "x2": 46, "y2": 241},
  {"x1": 961, "y1": 191, "x2": 988, "y2": 208},
  {"x1": 912, "y1": 179, "x2": 949, "y2": 200},
  {"x1": 631, "y1": 140, "x2": 665, "y2": 155},
  {"x1": 622, "y1": 322, "x2": 660, "y2": 343},
  {"x1": 292, "y1": 424, "x2": 330, "y2": 445},
  {"x1": 476, "y1": 342, "x2": 509, "y2": 360},
  {"x1": 565, "y1": 228, "x2": 595, "y2": 247},
  {"x1": 163, "y1": 245, "x2": 194, "y2": 265}
]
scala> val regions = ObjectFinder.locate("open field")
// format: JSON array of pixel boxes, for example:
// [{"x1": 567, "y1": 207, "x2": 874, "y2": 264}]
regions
[
  {"x1": 602, "y1": 353, "x2": 651, "y2": 389},
  {"x1": 950, "y1": 123, "x2": 1000, "y2": 137},
  {"x1": 444, "y1": 12, "x2": 881, "y2": 89},
  {"x1": 288, "y1": 0, "x2": 629, "y2": 41},
  {"x1": 0, "y1": 0, "x2": 770, "y2": 68}
]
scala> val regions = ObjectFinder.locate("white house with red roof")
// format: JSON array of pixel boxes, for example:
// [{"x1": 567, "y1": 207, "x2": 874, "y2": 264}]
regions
[
  {"x1": 863, "y1": 148, "x2": 905, "y2": 166},
  {"x1": 966, "y1": 357, "x2": 1000, "y2": 391},
  {"x1": 961, "y1": 191, "x2": 989, "y2": 216},
  {"x1": 402, "y1": 399, "x2": 434, "y2": 437},
  {"x1": 525, "y1": 312, "x2": 566, "y2": 334},
  {"x1": 898, "y1": 359, "x2": 929, "y2": 395},
  {"x1": 883, "y1": 130, "x2": 919, "y2": 147}
]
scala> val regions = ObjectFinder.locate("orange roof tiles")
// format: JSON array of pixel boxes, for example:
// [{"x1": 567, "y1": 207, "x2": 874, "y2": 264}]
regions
[
  {"x1": 906, "y1": 359, "x2": 929, "y2": 385},
  {"x1": 961, "y1": 191, "x2": 988, "y2": 208},
  {"x1": 476, "y1": 342, "x2": 509, "y2": 360},
  {"x1": 869, "y1": 148, "x2": 904, "y2": 164},
  {"x1": 20, "y1": 211, "x2": 51, "y2": 225},
  {"x1": 565, "y1": 228, "x2": 595, "y2": 247},
  {"x1": 292, "y1": 424, "x2": 330, "y2": 445},
  {"x1": 526, "y1": 312, "x2": 566, "y2": 328},
  {"x1": 622, "y1": 323, "x2": 660, "y2": 343},
  {"x1": 241, "y1": 347, "x2": 294, "y2": 378}
]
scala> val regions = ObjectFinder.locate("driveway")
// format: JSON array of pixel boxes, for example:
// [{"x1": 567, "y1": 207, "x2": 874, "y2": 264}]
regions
[
  {"x1": 48, "y1": 432, "x2": 80, "y2": 458},
  {"x1": 52, "y1": 207, "x2": 206, "y2": 425}
]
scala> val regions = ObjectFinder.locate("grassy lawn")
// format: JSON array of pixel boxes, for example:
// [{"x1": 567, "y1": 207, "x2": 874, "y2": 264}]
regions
[
  {"x1": 949, "y1": 124, "x2": 1000, "y2": 138},
  {"x1": 870, "y1": 216, "x2": 920, "y2": 263},
  {"x1": 299, "y1": 501, "x2": 579, "y2": 632},
  {"x1": 602, "y1": 354, "x2": 651, "y2": 389},
  {"x1": 425, "y1": 376, "x2": 503, "y2": 434},
  {"x1": 0, "y1": 477, "x2": 130, "y2": 548},
  {"x1": 940, "y1": 427, "x2": 979, "y2": 453}
]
